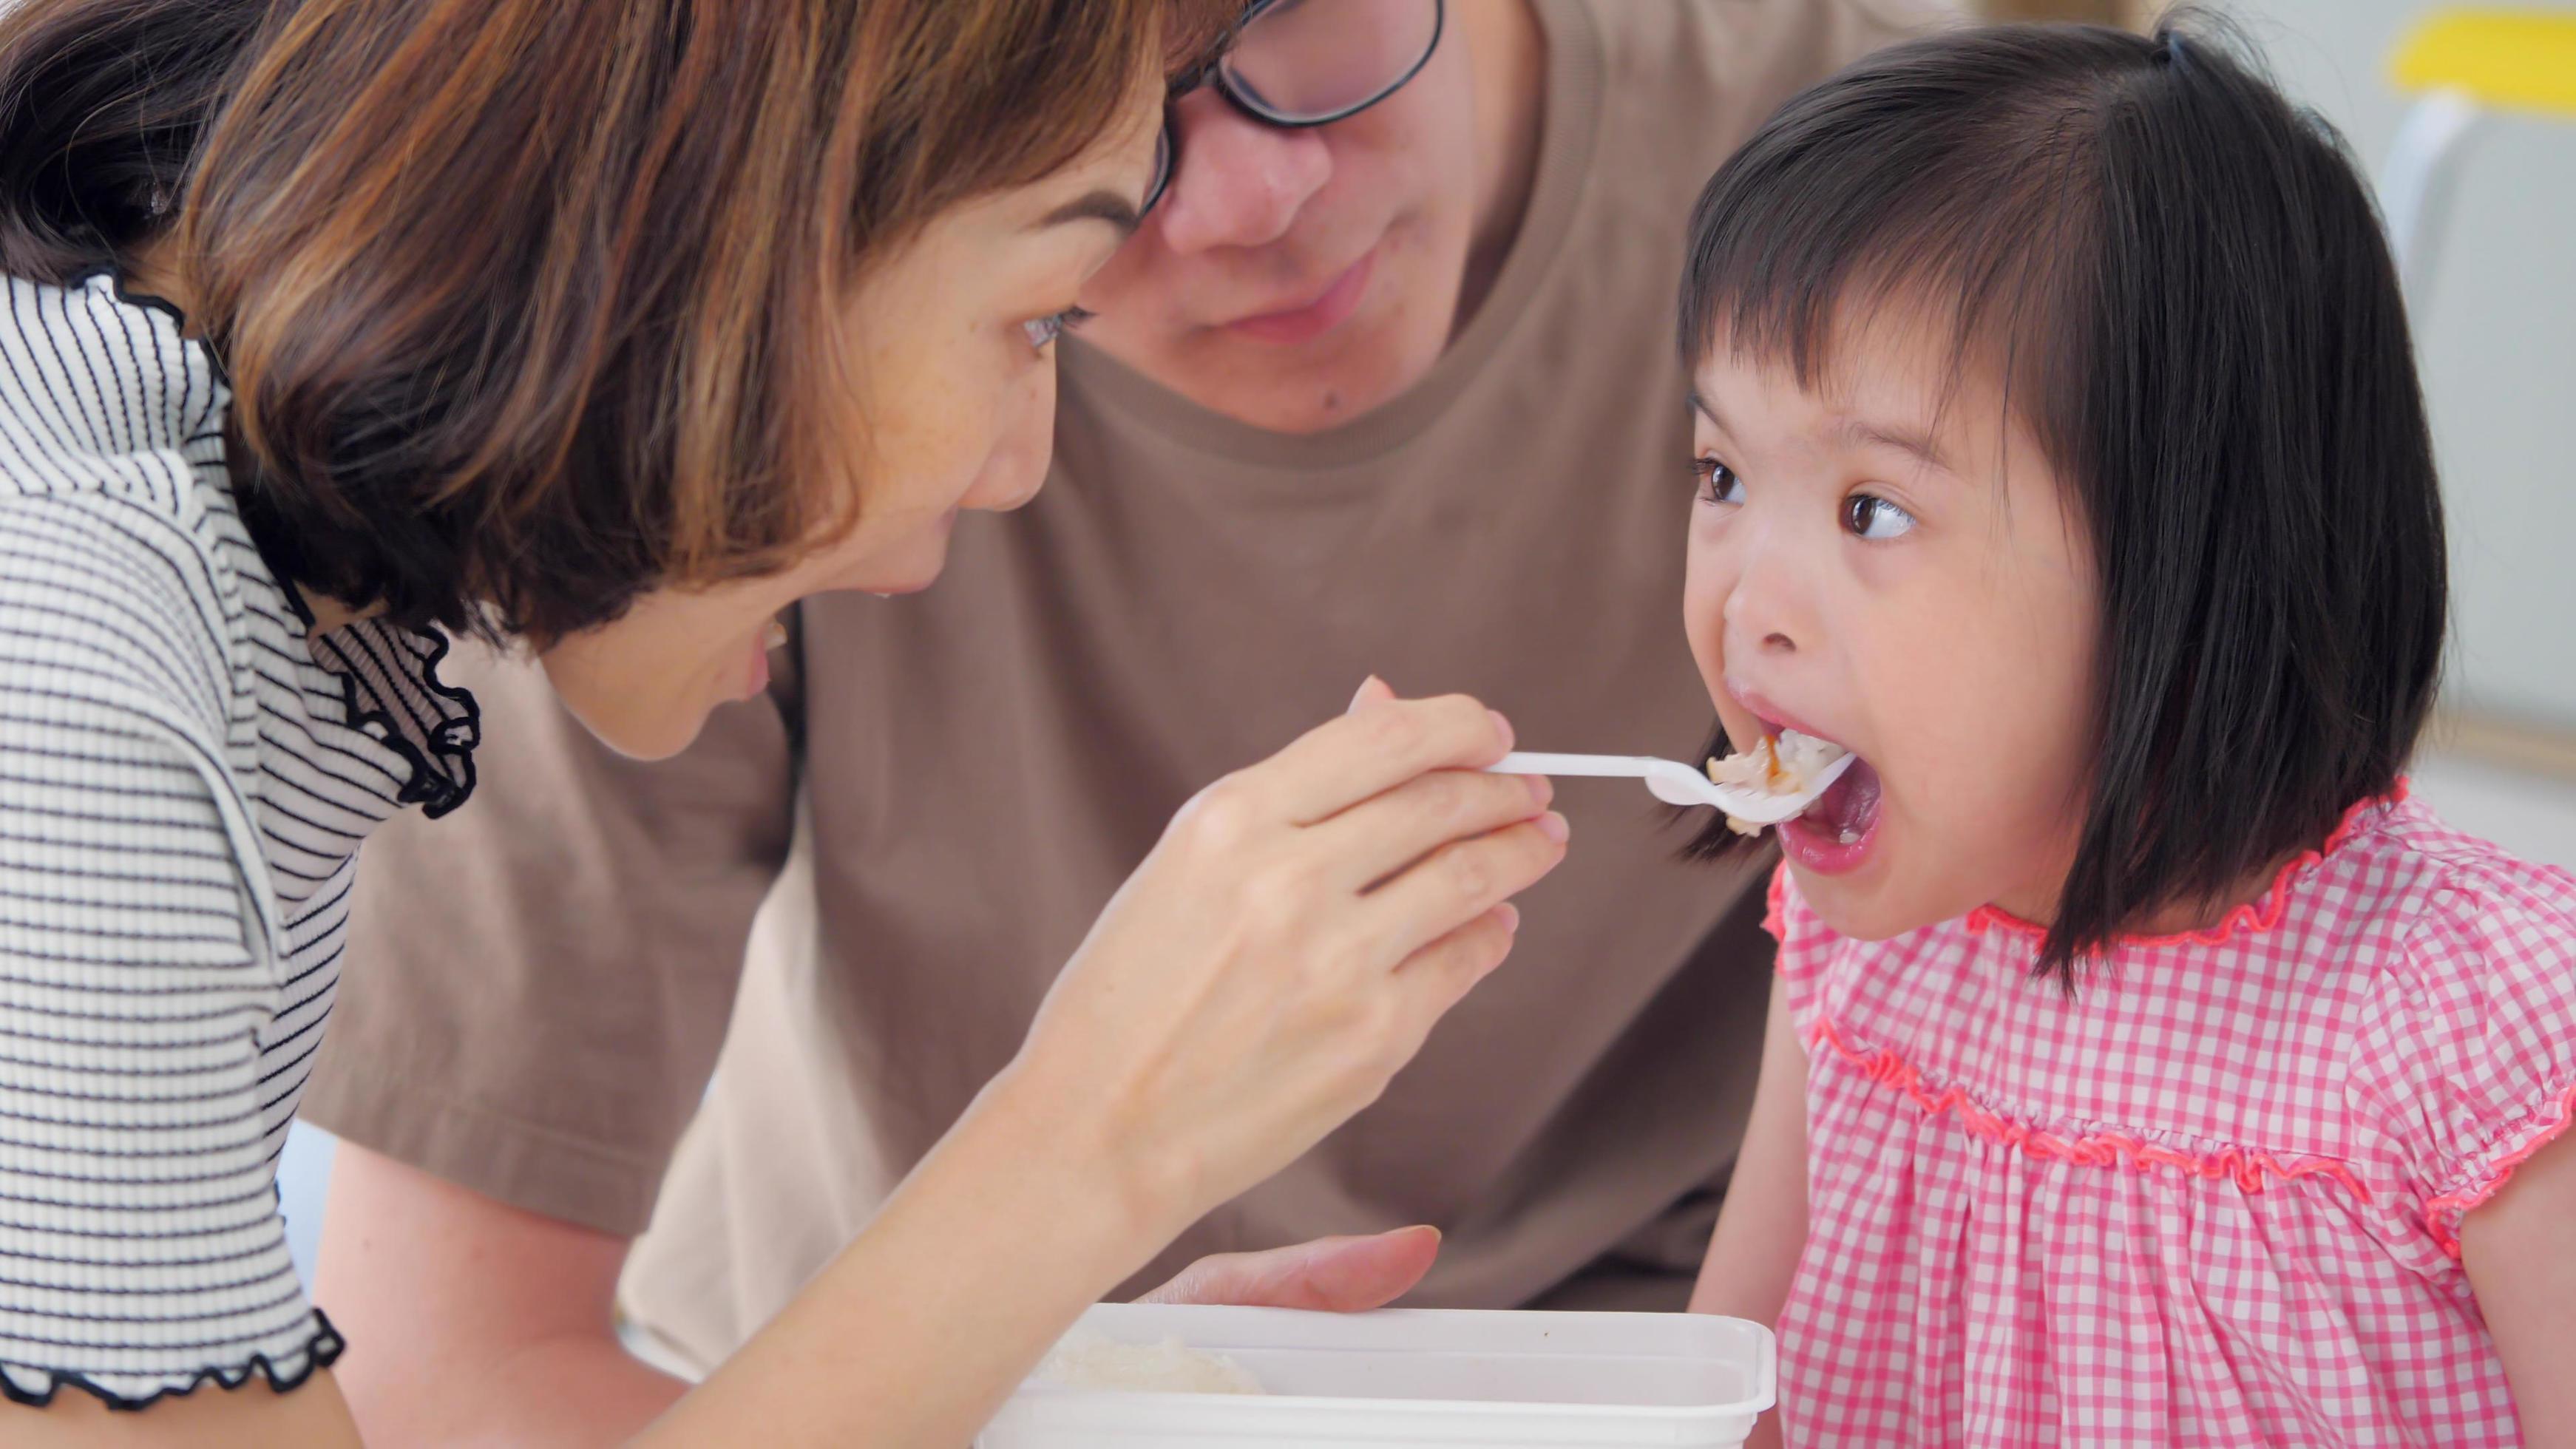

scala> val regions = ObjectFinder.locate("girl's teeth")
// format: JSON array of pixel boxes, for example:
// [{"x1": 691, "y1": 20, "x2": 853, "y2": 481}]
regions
[{"x1": 1838, "y1": 828, "x2": 1860, "y2": 845}]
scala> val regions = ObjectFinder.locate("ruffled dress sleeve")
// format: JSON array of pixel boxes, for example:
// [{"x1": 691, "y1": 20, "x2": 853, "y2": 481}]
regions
[{"x1": 2347, "y1": 859, "x2": 2576, "y2": 1260}]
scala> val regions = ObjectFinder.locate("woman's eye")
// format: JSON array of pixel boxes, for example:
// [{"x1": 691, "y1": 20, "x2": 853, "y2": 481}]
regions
[
  {"x1": 1692, "y1": 458, "x2": 1744, "y2": 506},
  {"x1": 1844, "y1": 493, "x2": 1917, "y2": 540},
  {"x1": 1022, "y1": 305, "x2": 1097, "y2": 353}
]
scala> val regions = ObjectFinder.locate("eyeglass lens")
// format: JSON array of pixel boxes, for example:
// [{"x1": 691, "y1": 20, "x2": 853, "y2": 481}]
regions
[{"x1": 1223, "y1": 0, "x2": 1443, "y2": 123}]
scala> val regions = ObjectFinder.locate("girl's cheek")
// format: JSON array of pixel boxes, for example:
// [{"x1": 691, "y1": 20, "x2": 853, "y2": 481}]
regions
[{"x1": 1681, "y1": 548, "x2": 1735, "y2": 692}]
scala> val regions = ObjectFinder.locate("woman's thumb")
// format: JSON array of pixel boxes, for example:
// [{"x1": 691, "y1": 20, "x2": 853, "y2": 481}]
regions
[{"x1": 1138, "y1": 1226, "x2": 1443, "y2": 1312}]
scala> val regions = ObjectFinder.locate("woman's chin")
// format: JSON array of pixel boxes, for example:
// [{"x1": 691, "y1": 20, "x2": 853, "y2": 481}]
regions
[
  {"x1": 854, "y1": 552, "x2": 949, "y2": 597},
  {"x1": 850, "y1": 515, "x2": 958, "y2": 596},
  {"x1": 544, "y1": 671, "x2": 724, "y2": 763},
  {"x1": 574, "y1": 697, "x2": 714, "y2": 761}
]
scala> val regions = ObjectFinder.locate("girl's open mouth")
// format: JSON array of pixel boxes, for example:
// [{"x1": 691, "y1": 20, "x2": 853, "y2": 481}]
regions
[{"x1": 1778, "y1": 754, "x2": 1882, "y2": 874}]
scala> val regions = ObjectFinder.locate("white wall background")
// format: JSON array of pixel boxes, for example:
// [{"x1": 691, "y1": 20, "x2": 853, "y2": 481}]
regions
[{"x1": 2211, "y1": 0, "x2": 2576, "y2": 726}]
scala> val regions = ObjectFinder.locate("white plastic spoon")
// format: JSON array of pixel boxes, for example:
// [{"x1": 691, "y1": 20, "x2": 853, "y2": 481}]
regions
[{"x1": 1487, "y1": 750, "x2": 1857, "y2": 825}]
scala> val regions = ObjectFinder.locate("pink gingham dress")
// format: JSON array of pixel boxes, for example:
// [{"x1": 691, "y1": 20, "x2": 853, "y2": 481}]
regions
[{"x1": 1769, "y1": 787, "x2": 2576, "y2": 1446}]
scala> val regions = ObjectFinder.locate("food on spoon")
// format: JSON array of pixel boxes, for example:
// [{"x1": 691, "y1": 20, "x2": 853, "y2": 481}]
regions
[
  {"x1": 1706, "y1": 730, "x2": 1848, "y2": 836},
  {"x1": 1038, "y1": 1331, "x2": 1265, "y2": 1395}
]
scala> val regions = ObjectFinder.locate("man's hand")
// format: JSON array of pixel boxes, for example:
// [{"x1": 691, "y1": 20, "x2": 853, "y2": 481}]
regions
[{"x1": 1139, "y1": 1226, "x2": 1443, "y2": 1312}]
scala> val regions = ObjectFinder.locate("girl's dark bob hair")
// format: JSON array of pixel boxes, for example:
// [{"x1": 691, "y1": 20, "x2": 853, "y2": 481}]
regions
[{"x1": 1676, "y1": 18, "x2": 2447, "y2": 983}]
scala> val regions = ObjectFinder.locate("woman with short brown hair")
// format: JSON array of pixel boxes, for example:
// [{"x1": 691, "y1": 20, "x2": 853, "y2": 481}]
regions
[{"x1": 0, "y1": 1, "x2": 1570, "y2": 1442}]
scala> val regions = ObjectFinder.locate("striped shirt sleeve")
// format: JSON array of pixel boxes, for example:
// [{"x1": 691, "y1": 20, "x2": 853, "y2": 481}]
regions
[{"x1": 1, "y1": 495, "x2": 339, "y2": 1407}]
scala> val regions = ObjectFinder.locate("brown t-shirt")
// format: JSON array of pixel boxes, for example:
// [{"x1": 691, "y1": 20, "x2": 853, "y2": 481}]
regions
[{"x1": 302, "y1": 0, "x2": 1943, "y2": 1371}]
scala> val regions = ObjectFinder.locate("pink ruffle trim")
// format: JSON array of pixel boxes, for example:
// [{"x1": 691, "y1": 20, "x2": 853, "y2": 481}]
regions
[
  {"x1": 1965, "y1": 782, "x2": 2409, "y2": 948},
  {"x1": 2425, "y1": 1076, "x2": 2576, "y2": 1261},
  {"x1": 1811, "y1": 1017, "x2": 2375, "y2": 1204},
  {"x1": 1763, "y1": 860, "x2": 1792, "y2": 943}
]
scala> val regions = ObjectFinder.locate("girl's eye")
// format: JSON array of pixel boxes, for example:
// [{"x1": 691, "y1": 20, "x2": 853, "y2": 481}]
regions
[
  {"x1": 1022, "y1": 305, "x2": 1097, "y2": 352},
  {"x1": 1692, "y1": 458, "x2": 1744, "y2": 506},
  {"x1": 1844, "y1": 492, "x2": 1917, "y2": 540}
]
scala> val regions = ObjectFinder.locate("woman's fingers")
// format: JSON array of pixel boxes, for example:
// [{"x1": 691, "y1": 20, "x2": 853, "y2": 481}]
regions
[
  {"x1": 1362, "y1": 818, "x2": 1566, "y2": 971},
  {"x1": 1306, "y1": 766, "x2": 1557, "y2": 892},
  {"x1": 1254, "y1": 690, "x2": 1515, "y2": 827},
  {"x1": 1383, "y1": 903, "x2": 1526, "y2": 1051},
  {"x1": 1135, "y1": 1226, "x2": 1443, "y2": 1311},
  {"x1": 1013, "y1": 683, "x2": 1560, "y2": 1240}
]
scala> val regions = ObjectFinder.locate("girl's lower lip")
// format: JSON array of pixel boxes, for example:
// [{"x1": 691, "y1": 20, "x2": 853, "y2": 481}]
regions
[
  {"x1": 1777, "y1": 762, "x2": 1882, "y2": 875},
  {"x1": 1779, "y1": 810, "x2": 1877, "y2": 874}
]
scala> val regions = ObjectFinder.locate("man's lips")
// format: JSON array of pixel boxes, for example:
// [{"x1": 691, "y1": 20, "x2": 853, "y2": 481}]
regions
[{"x1": 1221, "y1": 248, "x2": 1376, "y2": 345}]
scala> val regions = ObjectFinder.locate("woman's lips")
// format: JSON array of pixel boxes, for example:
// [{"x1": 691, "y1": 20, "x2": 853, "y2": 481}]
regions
[{"x1": 1223, "y1": 248, "x2": 1376, "y2": 345}]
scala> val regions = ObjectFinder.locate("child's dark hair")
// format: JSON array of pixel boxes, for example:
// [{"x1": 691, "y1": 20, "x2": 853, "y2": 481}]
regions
[{"x1": 1676, "y1": 18, "x2": 2447, "y2": 982}]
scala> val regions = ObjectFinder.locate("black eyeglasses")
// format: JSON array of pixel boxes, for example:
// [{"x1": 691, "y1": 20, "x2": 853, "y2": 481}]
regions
[{"x1": 1142, "y1": 0, "x2": 1445, "y2": 217}]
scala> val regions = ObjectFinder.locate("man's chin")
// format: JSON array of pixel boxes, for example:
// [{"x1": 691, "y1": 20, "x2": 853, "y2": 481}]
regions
[{"x1": 1159, "y1": 330, "x2": 1440, "y2": 435}]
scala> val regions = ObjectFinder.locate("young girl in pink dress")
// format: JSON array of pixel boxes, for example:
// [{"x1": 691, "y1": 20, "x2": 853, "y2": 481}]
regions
[{"x1": 1672, "y1": 21, "x2": 2576, "y2": 1447}]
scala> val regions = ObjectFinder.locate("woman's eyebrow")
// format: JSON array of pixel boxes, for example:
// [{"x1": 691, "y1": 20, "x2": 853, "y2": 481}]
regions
[{"x1": 1034, "y1": 189, "x2": 1144, "y2": 238}]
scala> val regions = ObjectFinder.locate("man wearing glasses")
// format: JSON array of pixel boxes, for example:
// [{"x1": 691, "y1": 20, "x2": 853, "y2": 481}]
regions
[{"x1": 306, "y1": 1, "x2": 1942, "y2": 1440}]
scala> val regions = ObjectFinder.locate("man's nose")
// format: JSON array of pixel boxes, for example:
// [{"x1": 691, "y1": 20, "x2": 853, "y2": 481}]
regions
[{"x1": 1154, "y1": 91, "x2": 1333, "y2": 254}]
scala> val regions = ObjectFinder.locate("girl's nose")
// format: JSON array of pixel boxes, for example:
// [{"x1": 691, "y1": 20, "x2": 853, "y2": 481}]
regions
[
  {"x1": 1723, "y1": 530, "x2": 1811, "y2": 659},
  {"x1": 1153, "y1": 92, "x2": 1333, "y2": 254}
]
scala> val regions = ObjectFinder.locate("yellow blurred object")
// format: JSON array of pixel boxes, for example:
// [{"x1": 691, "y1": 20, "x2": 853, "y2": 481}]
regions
[
  {"x1": 2379, "y1": 7, "x2": 2576, "y2": 296},
  {"x1": 2390, "y1": 8, "x2": 2576, "y2": 118}
]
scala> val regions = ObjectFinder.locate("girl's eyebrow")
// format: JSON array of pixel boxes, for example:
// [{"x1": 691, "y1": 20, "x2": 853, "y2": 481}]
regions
[
  {"x1": 1832, "y1": 416, "x2": 1954, "y2": 475},
  {"x1": 1692, "y1": 388, "x2": 1953, "y2": 478}
]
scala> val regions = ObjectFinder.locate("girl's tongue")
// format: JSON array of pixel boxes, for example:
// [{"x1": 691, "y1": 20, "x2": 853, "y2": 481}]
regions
[{"x1": 1803, "y1": 756, "x2": 1883, "y2": 842}]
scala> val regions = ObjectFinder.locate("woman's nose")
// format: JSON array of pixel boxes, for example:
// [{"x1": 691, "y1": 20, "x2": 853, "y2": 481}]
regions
[
  {"x1": 961, "y1": 364, "x2": 1057, "y2": 514},
  {"x1": 1153, "y1": 92, "x2": 1333, "y2": 254}
]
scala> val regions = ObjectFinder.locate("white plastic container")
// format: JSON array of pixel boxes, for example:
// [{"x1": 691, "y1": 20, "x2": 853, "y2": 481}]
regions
[{"x1": 978, "y1": 1303, "x2": 1775, "y2": 1448}]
